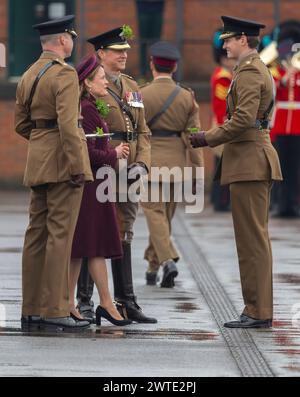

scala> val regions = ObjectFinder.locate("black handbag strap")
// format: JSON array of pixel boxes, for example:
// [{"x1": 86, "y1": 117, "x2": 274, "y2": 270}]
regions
[
  {"x1": 26, "y1": 60, "x2": 58, "y2": 114},
  {"x1": 148, "y1": 84, "x2": 181, "y2": 128},
  {"x1": 107, "y1": 87, "x2": 137, "y2": 130}
]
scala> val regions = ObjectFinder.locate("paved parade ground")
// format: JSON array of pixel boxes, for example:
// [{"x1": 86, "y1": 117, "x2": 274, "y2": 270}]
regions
[{"x1": 0, "y1": 191, "x2": 300, "y2": 377}]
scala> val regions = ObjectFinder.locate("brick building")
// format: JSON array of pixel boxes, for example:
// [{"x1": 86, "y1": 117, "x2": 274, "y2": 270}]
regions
[{"x1": 0, "y1": 0, "x2": 299, "y2": 186}]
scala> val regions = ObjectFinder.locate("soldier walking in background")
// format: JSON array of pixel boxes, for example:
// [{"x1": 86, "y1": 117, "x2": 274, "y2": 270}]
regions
[
  {"x1": 140, "y1": 41, "x2": 204, "y2": 287},
  {"x1": 15, "y1": 16, "x2": 92, "y2": 331}
]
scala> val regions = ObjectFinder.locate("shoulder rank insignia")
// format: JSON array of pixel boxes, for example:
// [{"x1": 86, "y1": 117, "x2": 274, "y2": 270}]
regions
[{"x1": 121, "y1": 73, "x2": 134, "y2": 80}]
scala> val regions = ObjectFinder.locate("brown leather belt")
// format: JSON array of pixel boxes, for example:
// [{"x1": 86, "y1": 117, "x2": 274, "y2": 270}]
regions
[
  {"x1": 31, "y1": 119, "x2": 83, "y2": 129},
  {"x1": 151, "y1": 130, "x2": 182, "y2": 137}
]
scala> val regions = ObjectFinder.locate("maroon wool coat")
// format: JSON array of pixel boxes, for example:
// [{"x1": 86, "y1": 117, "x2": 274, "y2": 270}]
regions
[{"x1": 71, "y1": 96, "x2": 122, "y2": 259}]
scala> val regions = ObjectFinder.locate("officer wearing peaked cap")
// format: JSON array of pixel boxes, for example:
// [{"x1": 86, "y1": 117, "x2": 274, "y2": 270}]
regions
[
  {"x1": 15, "y1": 15, "x2": 93, "y2": 331},
  {"x1": 140, "y1": 41, "x2": 204, "y2": 287},
  {"x1": 190, "y1": 16, "x2": 283, "y2": 328},
  {"x1": 76, "y1": 26, "x2": 157, "y2": 324}
]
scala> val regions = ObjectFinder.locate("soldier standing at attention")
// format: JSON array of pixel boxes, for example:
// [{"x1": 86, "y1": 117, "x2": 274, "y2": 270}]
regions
[
  {"x1": 140, "y1": 41, "x2": 204, "y2": 287},
  {"x1": 15, "y1": 16, "x2": 92, "y2": 331},
  {"x1": 190, "y1": 16, "x2": 282, "y2": 328},
  {"x1": 76, "y1": 27, "x2": 157, "y2": 324}
]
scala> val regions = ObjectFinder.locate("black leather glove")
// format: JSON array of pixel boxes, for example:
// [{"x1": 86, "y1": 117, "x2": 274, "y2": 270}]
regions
[
  {"x1": 189, "y1": 131, "x2": 208, "y2": 148},
  {"x1": 70, "y1": 174, "x2": 85, "y2": 188}
]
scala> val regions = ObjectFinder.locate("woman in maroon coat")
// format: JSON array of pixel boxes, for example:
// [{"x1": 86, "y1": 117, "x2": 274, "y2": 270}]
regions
[{"x1": 69, "y1": 55, "x2": 131, "y2": 326}]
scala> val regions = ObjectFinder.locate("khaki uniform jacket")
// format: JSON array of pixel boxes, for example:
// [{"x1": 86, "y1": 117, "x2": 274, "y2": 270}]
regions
[
  {"x1": 140, "y1": 77, "x2": 204, "y2": 181},
  {"x1": 205, "y1": 52, "x2": 282, "y2": 185},
  {"x1": 15, "y1": 51, "x2": 93, "y2": 187},
  {"x1": 104, "y1": 73, "x2": 151, "y2": 170}
]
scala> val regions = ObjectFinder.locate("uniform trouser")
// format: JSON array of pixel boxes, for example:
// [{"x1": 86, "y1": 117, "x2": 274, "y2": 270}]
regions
[
  {"x1": 22, "y1": 182, "x2": 83, "y2": 318},
  {"x1": 141, "y1": 182, "x2": 179, "y2": 272},
  {"x1": 211, "y1": 156, "x2": 230, "y2": 211},
  {"x1": 276, "y1": 135, "x2": 300, "y2": 215},
  {"x1": 230, "y1": 180, "x2": 273, "y2": 320},
  {"x1": 116, "y1": 199, "x2": 139, "y2": 243}
]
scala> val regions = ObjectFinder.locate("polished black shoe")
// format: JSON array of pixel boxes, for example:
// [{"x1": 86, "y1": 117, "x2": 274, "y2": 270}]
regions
[
  {"x1": 224, "y1": 315, "x2": 272, "y2": 329},
  {"x1": 145, "y1": 271, "x2": 160, "y2": 285},
  {"x1": 95, "y1": 305, "x2": 132, "y2": 326},
  {"x1": 77, "y1": 301, "x2": 95, "y2": 322},
  {"x1": 21, "y1": 315, "x2": 41, "y2": 331},
  {"x1": 40, "y1": 316, "x2": 90, "y2": 331},
  {"x1": 117, "y1": 300, "x2": 158, "y2": 324},
  {"x1": 70, "y1": 312, "x2": 92, "y2": 324},
  {"x1": 160, "y1": 260, "x2": 178, "y2": 288}
]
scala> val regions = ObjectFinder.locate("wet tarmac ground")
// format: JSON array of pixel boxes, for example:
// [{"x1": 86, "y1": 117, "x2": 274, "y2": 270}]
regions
[{"x1": 0, "y1": 191, "x2": 300, "y2": 377}]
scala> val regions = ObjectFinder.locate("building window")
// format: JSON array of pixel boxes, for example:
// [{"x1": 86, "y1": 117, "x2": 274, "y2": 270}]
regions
[
  {"x1": 136, "y1": 0, "x2": 165, "y2": 77},
  {"x1": 9, "y1": 0, "x2": 74, "y2": 79}
]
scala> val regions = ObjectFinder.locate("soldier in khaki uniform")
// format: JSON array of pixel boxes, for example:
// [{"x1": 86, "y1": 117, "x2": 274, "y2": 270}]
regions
[
  {"x1": 190, "y1": 16, "x2": 282, "y2": 328},
  {"x1": 15, "y1": 16, "x2": 92, "y2": 331},
  {"x1": 140, "y1": 41, "x2": 204, "y2": 287},
  {"x1": 76, "y1": 27, "x2": 156, "y2": 323}
]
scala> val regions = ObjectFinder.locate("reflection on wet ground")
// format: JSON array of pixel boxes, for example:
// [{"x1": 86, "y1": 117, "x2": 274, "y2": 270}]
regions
[
  {"x1": 276, "y1": 273, "x2": 300, "y2": 284},
  {"x1": 0, "y1": 326, "x2": 218, "y2": 341},
  {"x1": 1, "y1": 194, "x2": 300, "y2": 376},
  {"x1": 0, "y1": 248, "x2": 22, "y2": 253},
  {"x1": 183, "y1": 207, "x2": 300, "y2": 376},
  {"x1": 175, "y1": 302, "x2": 200, "y2": 312}
]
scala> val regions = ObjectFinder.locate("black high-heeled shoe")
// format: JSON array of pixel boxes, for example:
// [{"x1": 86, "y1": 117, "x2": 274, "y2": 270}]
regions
[
  {"x1": 70, "y1": 312, "x2": 92, "y2": 324},
  {"x1": 95, "y1": 305, "x2": 132, "y2": 326}
]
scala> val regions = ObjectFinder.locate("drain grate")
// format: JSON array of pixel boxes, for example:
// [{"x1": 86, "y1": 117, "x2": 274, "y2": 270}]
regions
[{"x1": 173, "y1": 210, "x2": 275, "y2": 377}]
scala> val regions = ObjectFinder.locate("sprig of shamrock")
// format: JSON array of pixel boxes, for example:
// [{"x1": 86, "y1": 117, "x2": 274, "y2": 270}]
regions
[
  {"x1": 121, "y1": 25, "x2": 134, "y2": 40},
  {"x1": 96, "y1": 127, "x2": 104, "y2": 136},
  {"x1": 188, "y1": 127, "x2": 200, "y2": 134},
  {"x1": 95, "y1": 99, "x2": 110, "y2": 118}
]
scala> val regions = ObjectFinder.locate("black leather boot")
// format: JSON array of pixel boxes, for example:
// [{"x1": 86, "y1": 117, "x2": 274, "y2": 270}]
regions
[
  {"x1": 145, "y1": 271, "x2": 160, "y2": 285},
  {"x1": 111, "y1": 241, "x2": 157, "y2": 324},
  {"x1": 76, "y1": 258, "x2": 95, "y2": 321}
]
